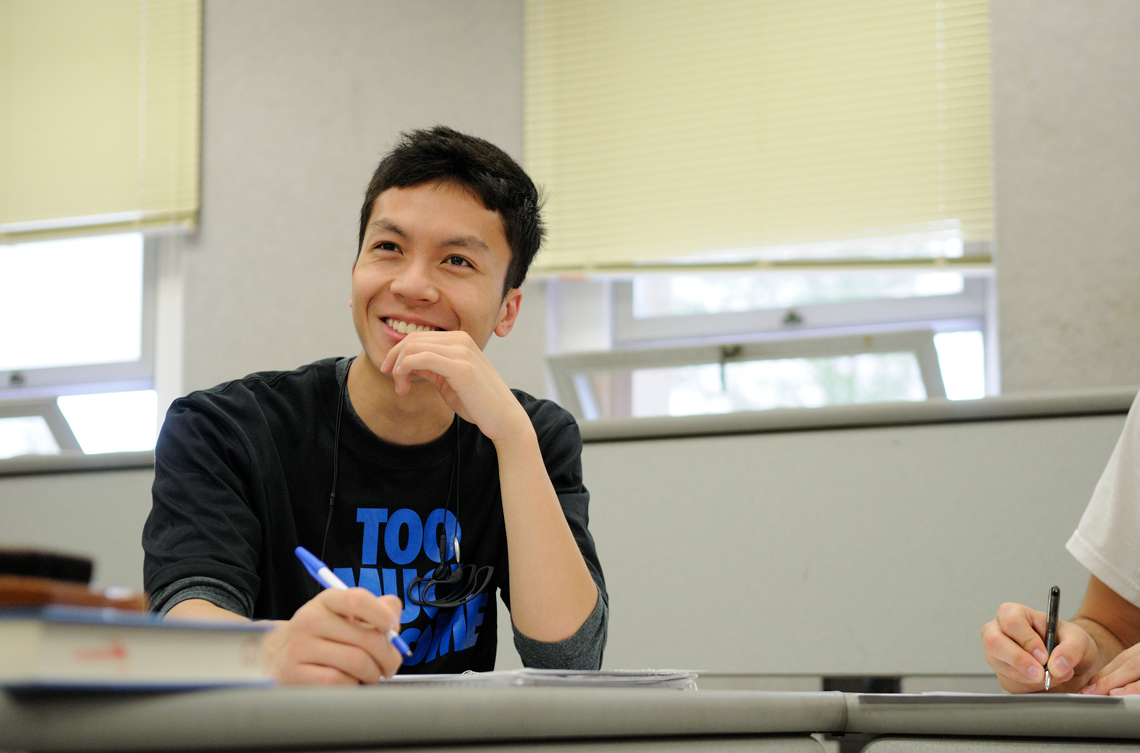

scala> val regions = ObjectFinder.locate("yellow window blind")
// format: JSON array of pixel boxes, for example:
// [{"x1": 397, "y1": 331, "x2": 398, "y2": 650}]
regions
[
  {"x1": 0, "y1": 0, "x2": 201, "y2": 242},
  {"x1": 525, "y1": 0, "x2": 992, "y2": 273}
]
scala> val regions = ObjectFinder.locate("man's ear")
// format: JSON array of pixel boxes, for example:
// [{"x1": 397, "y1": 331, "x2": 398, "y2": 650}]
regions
[{"x1": 494, "y1": 289, "x2": 523, "y2": 337}]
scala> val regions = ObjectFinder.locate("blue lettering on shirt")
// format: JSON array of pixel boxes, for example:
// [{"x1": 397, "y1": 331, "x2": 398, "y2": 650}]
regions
[
  {"x1": 336, "y1": 506, "x2": 484, "y2": 666},
  {"x1": 384, "y1": 508, "x2": 423, "y2": 565},
  {"x1": 355, "y1": 508, "x2": 388, "y2": 565}
]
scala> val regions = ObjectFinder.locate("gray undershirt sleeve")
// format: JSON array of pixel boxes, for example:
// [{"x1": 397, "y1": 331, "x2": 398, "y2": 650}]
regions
[
  {"x1": 149, "y1": 576, "x2": 254, "y2": 618},
  {"x1": 512, "y1": 587, "x2": 608, "y2": 670}
]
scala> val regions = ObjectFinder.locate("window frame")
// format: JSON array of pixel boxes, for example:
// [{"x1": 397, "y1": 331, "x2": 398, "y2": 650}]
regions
[
  {"x1": 544, "y1": 268, "x2": 996, "y2": 422},
  {"x1": 0, "y1": 233, "x2": 176, "y2": 466},
  {"x1": 612, "y1": 276, "x2": 989, "y2": 345},
  {"x1": 0, "y1": 398, "x2": 82, "y2": 452},
  {"x1": 0, "y1": 234, "x2": 157, "y2": 401},
  {"x1": 549, "y1": 329, "x2": 946, "y2": 422}
]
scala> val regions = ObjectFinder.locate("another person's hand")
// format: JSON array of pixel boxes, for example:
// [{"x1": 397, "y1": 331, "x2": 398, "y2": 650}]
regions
[
  {"x1": 1079, "y1": 642, "x2": 1140, "y2": 695},
  {"x1": 262, "y1": 588, "x2": 405, "y2": 685},
  {"x1": 981, "y1": 602, "x2": 1099, "y2": 692}
]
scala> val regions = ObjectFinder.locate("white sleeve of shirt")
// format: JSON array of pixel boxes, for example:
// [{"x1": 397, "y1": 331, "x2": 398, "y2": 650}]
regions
[{"x1": 1066, "y1": 389, "x2": 1140, "y2": 609}]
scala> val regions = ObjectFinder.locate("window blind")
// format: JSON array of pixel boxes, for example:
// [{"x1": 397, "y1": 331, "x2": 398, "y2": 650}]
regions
[
  {"x1": 524, "y1": 0, "x2": 992, "y2": 273},
  {"x1": 0, "y1": 0, "x2": 201, "y2": 242}
]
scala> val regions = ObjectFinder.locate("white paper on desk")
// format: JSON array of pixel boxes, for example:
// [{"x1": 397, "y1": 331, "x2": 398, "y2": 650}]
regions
[
  {"x1": 382, "y1": 668, "x2": 698, "y2": 690},
  {"x1": 919, "y1": 692, "x2": 1108, "y2": 698},
  {"x1": 894, "y1": 692, "x2": 1123, "y2": 705}
]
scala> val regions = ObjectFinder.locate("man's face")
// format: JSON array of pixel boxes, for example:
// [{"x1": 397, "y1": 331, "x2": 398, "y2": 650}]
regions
[{"x1": 351, "y1": 181, "x2": 521, "y2": 373}]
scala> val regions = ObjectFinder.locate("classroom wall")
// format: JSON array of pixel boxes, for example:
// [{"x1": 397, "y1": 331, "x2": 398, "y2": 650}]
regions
[
  {"x1": 990, "y1": 0, "x2": 1140, "y2": 393},
  {"x1": 180, "y1": 0, "x2": 541, "y2": 397},
  {"x1": 0, "y1": 468, "x2": 153, "y2": 590},
  {"x1": 586, "y1": 410, "x2": 1125, "y2": 674}
]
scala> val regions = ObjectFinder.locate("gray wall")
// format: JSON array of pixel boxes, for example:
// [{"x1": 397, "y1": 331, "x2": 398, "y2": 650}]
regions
[
  {"x1": 183, "y1": 0, "x2": 538, "y2": 396},
  {"x1": 0, "y1": 469, "x2": 153, "y2": 590},
  {"x1": 587, "y1": 411, "x2": 1124, "y2": 674},
  {"x1": 991, "y1": 0, "x2": 1140, "y2": 392}
]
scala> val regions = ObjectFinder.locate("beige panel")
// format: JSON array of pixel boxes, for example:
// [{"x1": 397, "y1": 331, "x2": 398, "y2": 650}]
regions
[
  {"x1": 525, "y1": 0, "x2": 992, "y2": 271},
  {"x1": 0, "y1": 468, "x2": 154, "y2": 590},
  {"x1": 0, "y1": 0, "x2": 200, "y2": 240},
  {"x1": 584, "y1": 413, "x2": 1123, "y2": 675}
]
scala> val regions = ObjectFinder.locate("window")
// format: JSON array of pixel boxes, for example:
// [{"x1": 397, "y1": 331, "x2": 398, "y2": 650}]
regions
[
  {"x1": 546, "y1": 266, "x2": 995, "y2": 421},
  {"x1": 0, "y1": 233, "x2": 165, "y2": 458},
  {"x1": 1, "y1": 234, "x2": 148, "y2": 377},
  {"x1": 524, "y1": 1, "x2": 992, "y2": 272},
  {"x1": 0, "y1": 1, "x2": 199, "y2": 462},
  {"x1": 527, "y1": 1, "x2": 995, "y2": 421}
]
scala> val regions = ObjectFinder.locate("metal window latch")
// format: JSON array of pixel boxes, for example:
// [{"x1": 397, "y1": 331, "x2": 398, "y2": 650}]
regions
[
  {"x1": 783, "y1": 309, "x2": 804, "y2": 326},
  {"x1": 718, "y1": 345, "x2": 742, "y2": 392}
]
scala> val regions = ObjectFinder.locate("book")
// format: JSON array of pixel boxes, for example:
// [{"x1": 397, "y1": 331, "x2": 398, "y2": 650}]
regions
[
  {"x1": 383, "y1": 668, "x2": 699, "y2": 690},
  {"x1": 0, "y1": 605, "x2": 272, "y2": 690},
  {"x1": 0, "y1": 573, "x2": 147, "y2": 611}
]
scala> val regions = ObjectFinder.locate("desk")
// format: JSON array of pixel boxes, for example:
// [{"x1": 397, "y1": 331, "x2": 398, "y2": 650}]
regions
[
  {"x1": 847, "y1": 693, "x2": 1140, "y2": 751},
  {"x1": 7, "y1": 689, "x2": 1140, "y2": 753},
  {"x1": 0, "y1": 687, "x2": 845, "y2": 752}
]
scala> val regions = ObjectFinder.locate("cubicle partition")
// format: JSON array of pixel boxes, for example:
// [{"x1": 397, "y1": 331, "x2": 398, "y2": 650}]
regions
[
  {"x1": 574, "y1": 389, "x2": 1135, "y2": 678},
  {"x1": 0, "y1": 455, "x2": 153, "y2": 590}
]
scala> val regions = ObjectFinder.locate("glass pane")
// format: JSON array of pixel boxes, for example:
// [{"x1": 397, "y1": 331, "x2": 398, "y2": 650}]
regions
[
  {"x1": 0, "y1": 416, "x2": 61, "y2": 459},
  {"x1": 0, "y1": 233, "x2": 144, "y2": 371},
  {"x1": 613, "y1": 353, "x2": 926, "y2": 419},
  {"x1": 633, "y1": 271, "x2": 965, "y2": 318},
  {"x1": 934, "y1": 331, "x2": 986, "y2": 400},
  {"x1": 57, "y1": 390, "x2": 157, "y2": 454}
]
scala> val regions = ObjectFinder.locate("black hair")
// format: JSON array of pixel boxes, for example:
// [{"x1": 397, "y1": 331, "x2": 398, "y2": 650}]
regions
[{"x1": 358, "y1": 126, "x2": 545, "y2": 295}]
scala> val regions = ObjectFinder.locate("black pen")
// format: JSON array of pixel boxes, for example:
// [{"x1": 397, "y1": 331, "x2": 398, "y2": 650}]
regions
[{"x1": 1044, "y1": 586, "x2": 1060, "y2": 690}]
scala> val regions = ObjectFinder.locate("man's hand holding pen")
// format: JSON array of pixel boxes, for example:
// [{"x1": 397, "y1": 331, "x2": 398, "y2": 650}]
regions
[
  {"x1": 983, "y1": 574, "x2": 1140, "y2": 695},
  {"x1": 981, "y1": 600, "x2": 1098, "y2": 693}
]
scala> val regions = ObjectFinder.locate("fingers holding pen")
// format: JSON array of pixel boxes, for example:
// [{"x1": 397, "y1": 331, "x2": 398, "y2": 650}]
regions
[
  {"x1": 981, "y1": 603, "x2": 1050, "y2": 690},
  {"x1": 981, "y1": 600, "x2": 1104, "y2": 694},
  {"x1": 984, "y1": 649, "x2": 1040, "y2": 692},
  {"x1": 264, "y1": 589, "x2": 405, "y2": 685},
  {"x1": 1042, "y1": 619, "x2": 1094, "y2": 686},
  {"x1": 321, "y1": 588, "x2": 406, "y2": 673}
]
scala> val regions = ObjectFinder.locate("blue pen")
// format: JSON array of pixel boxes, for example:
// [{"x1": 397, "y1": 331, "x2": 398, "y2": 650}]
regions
[{"x1": 294, "y1": 545, "x2": 412, "y2": 657}]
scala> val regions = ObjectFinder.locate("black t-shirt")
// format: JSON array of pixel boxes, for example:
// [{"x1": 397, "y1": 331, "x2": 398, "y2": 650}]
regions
[{"x1": 143, "y1": 357, "x2": 606, "y2": 673}]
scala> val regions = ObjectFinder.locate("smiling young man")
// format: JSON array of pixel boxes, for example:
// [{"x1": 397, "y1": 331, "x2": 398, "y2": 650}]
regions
[{"x1": 143, "y1": 127, "x2": 607, "y2": 684}]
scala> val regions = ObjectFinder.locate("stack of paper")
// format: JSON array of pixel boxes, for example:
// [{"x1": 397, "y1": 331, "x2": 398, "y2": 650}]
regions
[{"x1": 385, "y1": 668, "x2": 699, "y2": 690}]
